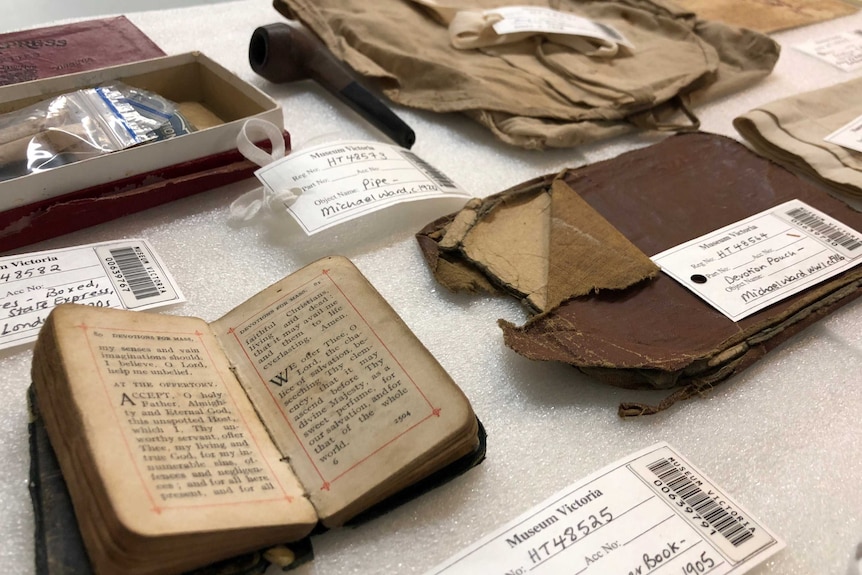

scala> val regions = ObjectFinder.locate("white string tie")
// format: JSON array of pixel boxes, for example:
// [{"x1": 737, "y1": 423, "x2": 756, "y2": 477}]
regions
[{"x1": 228, "y1": 118, "x2": 301, "y2": 224}]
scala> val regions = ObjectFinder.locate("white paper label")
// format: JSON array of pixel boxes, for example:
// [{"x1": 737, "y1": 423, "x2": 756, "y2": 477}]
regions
[
  {"x1": 0, "y1": 239, "x2": 183, "y2": 351},
  {"x1": 651, "y1": 200, "x2": 862, "y2": 322},
  {"x1": 795, "y1": 30, "x2": 862, "y2": 72},
  {"x1": 488, "y1": 6, "x2": 632, "y2": 48},
  {"x1": 824, "y1": 113, "x2": 862, "y2": 154},
  {"x1": 426, "y1": 443, "x2": 783, "y2": 575},
  {"x1": 255, "y1": 141, "x2": 470, "y2": 235}
]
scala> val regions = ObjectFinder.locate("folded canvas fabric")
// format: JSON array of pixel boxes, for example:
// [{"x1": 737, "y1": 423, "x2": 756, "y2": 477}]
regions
[
  {"x1": 416, "y1": 133, "x2": 862, "y2": 415},
  {"x1": 671, "y1": 0, "x2": 857, "y2": 34},
  {"x1": 273, "y1": 0, "x2": 779, "y2": 149},
  {"x1": 734, "y1": 77, "x2": 862, "y2": 199}
]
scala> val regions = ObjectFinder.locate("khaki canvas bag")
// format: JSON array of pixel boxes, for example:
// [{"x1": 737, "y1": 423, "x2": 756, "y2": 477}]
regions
[
  {"x1": 734, "y1": 77, "x2": 862, "y2": 199},
  {"x1": 273, "y1": 0, "x2": 779, "y2": 148}
]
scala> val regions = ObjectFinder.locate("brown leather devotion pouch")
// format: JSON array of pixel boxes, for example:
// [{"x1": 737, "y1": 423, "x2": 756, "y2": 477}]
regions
[{"x1": 417, "y1": 133, "x2": 862, "y2": 416}]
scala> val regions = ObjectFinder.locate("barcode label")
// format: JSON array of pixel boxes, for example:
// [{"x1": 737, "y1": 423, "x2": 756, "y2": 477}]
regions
[
  {"x1": 654, "y1": 199, "x2": 862, "y2": 321},
  {"x1": 429, "y1": 443, "x2": 783, "y2": 575},
  {"x1": 785, "y1": 206, "x2": 862, "y2": 252},
  {"x1": 0, "y1": 239, "x2": 182, "y2": 350},
  {"x1": 647, "y1": 458, "x2": 755, "y2": 548},
  {"x1": 108, "y1": 247, "x2": 160, "y2": 300},
  {"x1": 400, "y1": 150, "x2": 458, "y2": 189}
]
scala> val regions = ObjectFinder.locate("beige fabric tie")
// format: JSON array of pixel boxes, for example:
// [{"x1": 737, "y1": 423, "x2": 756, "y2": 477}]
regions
[{"x1": 734, "y1": 77, "x2": 862, "y2": 199}]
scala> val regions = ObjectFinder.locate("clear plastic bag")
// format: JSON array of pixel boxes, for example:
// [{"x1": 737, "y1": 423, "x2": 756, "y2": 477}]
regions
[{"x1": 0, "y1": 82, "x2": 192, "y2": 181}]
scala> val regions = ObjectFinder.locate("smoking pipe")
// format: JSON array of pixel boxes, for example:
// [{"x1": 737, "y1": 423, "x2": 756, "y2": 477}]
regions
[{"x1": 249, "y1": 22, "x2": 416, "y2": 149}]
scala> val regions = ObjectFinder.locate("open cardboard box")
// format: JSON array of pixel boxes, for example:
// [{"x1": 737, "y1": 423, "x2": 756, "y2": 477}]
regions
[{"x1": 0, "y1": 52, "x2": 286, "y2": 252}]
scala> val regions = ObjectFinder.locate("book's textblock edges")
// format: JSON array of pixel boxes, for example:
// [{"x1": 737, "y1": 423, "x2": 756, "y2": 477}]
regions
[{"x1": 26, "y1": 386, "x2": 312, "y2": 575}]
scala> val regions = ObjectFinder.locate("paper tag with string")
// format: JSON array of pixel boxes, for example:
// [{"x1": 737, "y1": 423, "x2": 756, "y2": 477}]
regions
[
  {"x1": 250, "y1": 138, "x2": 471, "y2": 235},
  {"x1": 447, "y1": 4, "x2": 631, "y2": 54},
  {"x1": 489, "y1": 6, "x2": 631, "y2": 47}
]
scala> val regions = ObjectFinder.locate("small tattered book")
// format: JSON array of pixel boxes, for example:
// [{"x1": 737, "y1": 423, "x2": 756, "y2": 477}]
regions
[{"x1": 31, "y1": 256, "x2": 481, "y2": 575}]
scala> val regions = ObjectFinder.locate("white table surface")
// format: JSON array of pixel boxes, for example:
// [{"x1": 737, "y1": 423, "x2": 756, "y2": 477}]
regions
[{"x1": 1, "y1": 2, "x2": 861, "y2": 574}]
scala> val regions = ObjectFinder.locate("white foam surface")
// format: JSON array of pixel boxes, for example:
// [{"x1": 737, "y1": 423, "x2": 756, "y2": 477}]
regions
[{"x1": 2, "y1": 2, "x2": 862, "y2": 574}]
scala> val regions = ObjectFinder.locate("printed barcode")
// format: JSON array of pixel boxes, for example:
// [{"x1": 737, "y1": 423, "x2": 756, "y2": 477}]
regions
[
  {"x1": 401, "y1": 151, "x2": 457, "y2": 189},
  {"x1": 109, "y1": 247, "x2": 160, "y2": 300},
  {"x1": 786, "y1": 206, "x2": 862, "y2": 251},
  {"x1": 647, "y1": 458, "x2": 755, "y2": 547}
]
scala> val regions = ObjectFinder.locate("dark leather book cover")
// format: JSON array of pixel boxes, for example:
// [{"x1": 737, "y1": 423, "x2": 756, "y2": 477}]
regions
[{"x1": 0, "y1": 16, "x2": 164, "y2": 86}]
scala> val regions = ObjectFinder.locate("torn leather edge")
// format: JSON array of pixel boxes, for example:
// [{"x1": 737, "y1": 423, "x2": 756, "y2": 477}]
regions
[
  {"x1": 416, "y1": 175, "x2": 553, "y2": 308},
  {"x1": 615, "y1": 276, "x2": 862, "y2": 416},
  {"x1": 416, "y1": 172, "x2": 659, "y2": 313},
  {"x1": 417, "y1": 168, "x2": 862, "y2": 417}
]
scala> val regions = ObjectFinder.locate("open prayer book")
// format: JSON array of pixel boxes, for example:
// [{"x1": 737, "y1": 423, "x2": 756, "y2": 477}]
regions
[{"x1": 31, "y1": 256, "x2": 481, "y2": 575}]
